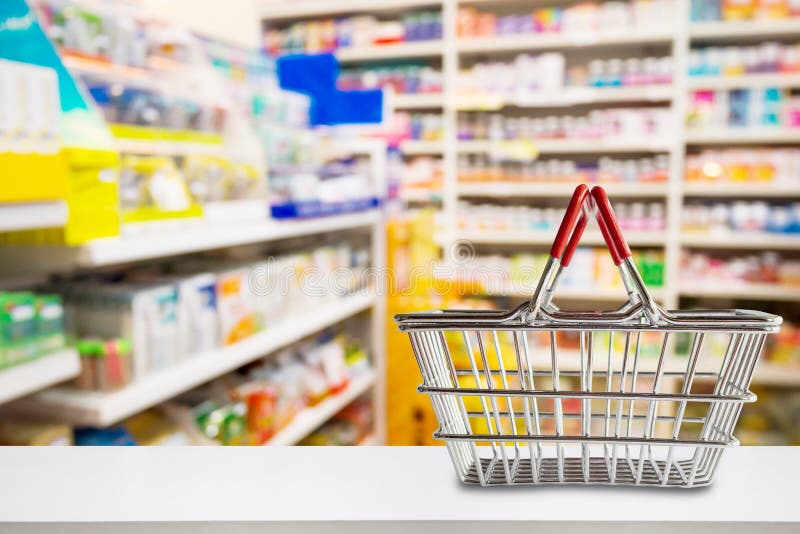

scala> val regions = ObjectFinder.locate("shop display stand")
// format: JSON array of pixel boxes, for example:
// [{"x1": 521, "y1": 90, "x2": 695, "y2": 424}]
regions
[{"x1": 261, "y1": 0, "x2": 800, "y2": 388}]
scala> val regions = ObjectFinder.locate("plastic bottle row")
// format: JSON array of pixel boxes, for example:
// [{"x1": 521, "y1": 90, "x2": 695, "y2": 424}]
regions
[
  {"x1": 458, "y1": 155, "x2": 669, "y2": 184},
  {"x1": 458, "y1": 54, "x2": 672, "y2": 99},
  {"x1": 457, "y1": 0, "x2": 675, "y2": 38},
  {"x1": 338, "y1": 65, "x2": 443, "y2": 95},
  {"x1": 457, "y1": 201, "x2": 666, "y2": 233},
  {"x1": 689, "y1": 42, "x2": 800, "y2": 77},
  {"x1": 685, "y1": 148, "x2": 800, "y2": 185},
  {"x1": 683, "y1": 201, "x2": 800, "y2": 234},
  {"x1": 264, "y1": 12, "x2": 443, "y2": 56},
  {"x1": 458, "y1": 108, "x2": 673, "y2": 142},
  {"x1": 680, "y1": 250, "x2": 800, "y2": 287},
  {"x1": 450, "y1": 249, "x2": 665, "y2": 294},
  {"x1": 690, "y1": 0, "x2": 800, "y2": 22},
  {"x1": 688, "y1": 88, "x2": 800, "y2": 130}
]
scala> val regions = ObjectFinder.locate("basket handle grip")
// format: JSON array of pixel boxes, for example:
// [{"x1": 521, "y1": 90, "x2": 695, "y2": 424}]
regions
[{"x1": 554, "y1": 185, "x2": 630, "y2": 267}]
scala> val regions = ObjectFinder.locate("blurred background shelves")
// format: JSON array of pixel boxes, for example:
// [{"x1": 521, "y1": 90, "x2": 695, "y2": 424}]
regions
[
  {"x1": 0, "y1": 349, "x2": 80, "y2": 406},
  {"x1": 266, "y1": 369, "x2": 376, "y2": 446},
  {"x1": 12, "y1": 293, "x2": 375, "y2": 427}
]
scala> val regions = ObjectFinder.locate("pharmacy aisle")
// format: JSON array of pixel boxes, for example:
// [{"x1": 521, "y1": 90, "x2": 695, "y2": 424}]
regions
[{"x1": 0, "y1": 0, "x2": 386, "y2": 447}]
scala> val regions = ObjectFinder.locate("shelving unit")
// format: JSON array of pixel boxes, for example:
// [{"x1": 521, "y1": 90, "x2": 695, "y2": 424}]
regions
[
  {"x1": 336, "y1": 41, "x2": 443, "y2": 62},
  {"x1": 459, "y1": 229, "x2": 667, "y2": 246},
  {"x1": 0, "y1": 350, "x2": 80, "y2": 406},
  {"x1": 392, "y1": 93, "x2": 445, "y2": 109},
  {"x1": 458, "y1": 181, "x2": 669, "y2": 198},
  {"x1": 456, "y1": 139, "x2": 673, "y2": 155},
  {"x1": 12, "y1": 293, "x2": 375, "y2": 427},
  {"x1": 681, "y1": 233, "x2": 800, "y2": 250},
  {"x1": 680, "y1": 282, "x2": 800, "y2": 302},
  {"x1": 456, "y1": 28, "x2": 674, "y2": 54},
  {"x1": 456, "y1": 85, "x2": 673, "y2": 110}
]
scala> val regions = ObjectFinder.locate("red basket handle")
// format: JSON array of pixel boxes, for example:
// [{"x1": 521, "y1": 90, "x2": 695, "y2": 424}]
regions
[
  {"x1": 550, "y1": 184, "x2": 590, "y2": 261},
  {"x1": 551, "y1": 185, "x2": 632, "y2": 267}
]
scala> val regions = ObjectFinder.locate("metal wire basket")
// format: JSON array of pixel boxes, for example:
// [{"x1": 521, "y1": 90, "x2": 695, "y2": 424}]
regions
[{"x1": 396, "y1": 185, "x2": 781, "y2": 488}]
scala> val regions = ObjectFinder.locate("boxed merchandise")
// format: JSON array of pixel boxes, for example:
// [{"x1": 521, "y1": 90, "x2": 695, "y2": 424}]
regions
[
  {"x1": 73, "y1": 338, "x2": 132, "y2": 391},
  {"x1": 0, "y1": 293, "x2": 37, "y2": 367},
  {"x1": 215, "y1": 266, "x2": 257, "y2": 345}
]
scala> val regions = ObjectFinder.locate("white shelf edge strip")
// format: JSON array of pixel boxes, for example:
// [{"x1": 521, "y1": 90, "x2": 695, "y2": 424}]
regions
[
  {"x1": 0, "y1": 211, "x2": 381, "y2": 271},
  {"x1": 681, "y1": 233, "x2": 800, "y2": 250},
  {"x1": 23, "y1": 293, "x2": 375, "y2": 427},
  {"x1": 459, "y1": 230, "x2": 667, "y2": 246},
  {"x1": 0, "y1": 201, "x2": 68, "y2": 233},
  {"x1": 458, "y1": 182, "x2": 669, "y2": 197},
  {"x1": 0, "y1": 349, "x2": 80, "y2": 406},
  {"x1": 266, "y1": 369, "x2": 376, "y2": 446}
]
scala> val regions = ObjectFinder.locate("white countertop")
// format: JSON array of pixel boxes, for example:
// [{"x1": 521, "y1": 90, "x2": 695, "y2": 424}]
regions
[{"x1": 0, "y1": 446, "x2": 796, "y2": 531}]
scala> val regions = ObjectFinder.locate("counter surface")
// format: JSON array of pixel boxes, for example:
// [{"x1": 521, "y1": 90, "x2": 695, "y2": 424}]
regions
[{"x1": 0, "y1": 446, "x2": 796, "y2": 525}]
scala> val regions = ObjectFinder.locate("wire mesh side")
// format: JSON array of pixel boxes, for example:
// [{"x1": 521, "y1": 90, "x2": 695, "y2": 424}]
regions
[{"x1": 408, "y1": 327, "x2": 767, "y2": 487}]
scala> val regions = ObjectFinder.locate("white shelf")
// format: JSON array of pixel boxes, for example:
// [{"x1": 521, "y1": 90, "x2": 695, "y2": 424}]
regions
[
  {"x1": 687, "y1": 73, "x2": 800, "y2": 90},
  {"x1": 685, "y1": 128, "x2": 800, "y2": 144},
  {"x1": 681, "y1": 232, "x2": 800, "y2": 250},
  {"x1": 392, "y1": 93, "x2": 445, "y2": 109},
  {"x1": 458, "y1": 229, "x2": 667, "y2": 246},
  {"x1": 0, "y1": 349, "x2": 80, "y2": 406},
  {"x1": 0, "y1": 201, "x2": 67, "y2": 233},
  {"x1": 683, "y1": 183, "x2": 800, "y2": 197},
  {"x1": 690, "y1": 18, "x2": 800, "y2": 41},
  {"x1": 457, "y1": 28, "x2": 674, "y2": 54},
  {"x1": 400, "y1": 140, "x2": 444, "y2": 155},
  {"x1": 266, "y1": 370, "x2": 376, "y2": 446},
  {"x1": 457, "y1": 139, "x2": 672, "y2": 155},
  {"x1": 754, "y1": 362, "x2": 800, "y2": 386},
  {"x1": 679, "y1": 282, "x2": 800, "y2": 302},
  {"x1": 458, "y1": 181, "x2": 669, "y2": 198},
  {"x1": 400, "y1": 188, "x2": 442, "y2": 202},
  {"x1": 336, "y1": 40, "x2": 443, "y2": 62},
  {"x1": 16, "y1": 293, "x2": 375, "y2": 427},
  {"x1": 258, "y1": 0, "x2": 440, "y2": 19},
  {"x1": 0, "y1": 210, "x2": 380, "y2": 271},
  {"x1": 115, "y1": 139, "x2": 227, "y2": 157},
  {"x1": 456, "y1": 85, "x2": 673, "y2": 110}
]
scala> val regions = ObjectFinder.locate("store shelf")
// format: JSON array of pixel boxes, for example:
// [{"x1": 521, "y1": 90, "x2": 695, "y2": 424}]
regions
[
  {"x1": 0, "y1": 349, "x2": 80, "y2": 406},
  {"x1": 458, "y1": 229, "x2": 667, "y2": 246},
  {"x1": 0, "y1": 201, "x2": 67, "y2": 233},
  {"x1": 482, "y1": 286, "x2": 666, "y2": 302},
  {"x1": 683, "y1": 183, "x2": 800, "y2": 198},
  {"x1": 0, "y1": 210, "x2": 381, "y2": 271},
  {"x1": 457, "y1": 28, "x2": 674, "y2": 54},
  {"x1": 258, "y1": 0, "x2": 440, "y2": 20},
  {"x1": 392, "y1": 93, "x2": 445, "y2": 109},
  {"x1": 679, "y1": 282, "x2": 800, "y2": 302},
  {"x1": 400, "y1": 140, "x2": 444, "y2": 155},
  {"x1": 115, "y1": 139, "x2": 227, "y2": 157},
  {"x1": 753, "y1": 362, "x2": 800, "y2": 386},
  {"x1": 681, "y1": 232, "x2": 800, "y2": 250},
  {"x1": 456, "y1": 85, "x2": 673, "y2": 110},
  {"x1": 687, "y1": 73, "x2": 800, "y2": 90},
  {"x1": 336, "y1": 40, "x2": 443, "y2": 62},
  {"x1": 457, "y1": 139, "x2": 672, "y2": 155},
  {"x1": 685, "y1": 128, "x2": 800, "y2": 145},
  {"x1": 266, "y1": 370, "x2": 376, "y2": 446},
  {"x1": 14, "y1": 293, "x2": 375, "y2": 427},
  {"x1": 689, "y1": 18, "x2": 800, "y2": 41},
  {"x1": 400, "y1": 188, "x2": 442, "y2": 202},
  {"x1": 458, "y1": 181, "x2": 669, "y2": 198}
]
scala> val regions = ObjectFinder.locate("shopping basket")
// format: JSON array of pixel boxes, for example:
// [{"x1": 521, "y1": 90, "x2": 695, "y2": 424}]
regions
[{"x1": 395, "y1": 184, "x2": 781, "y2": 487}]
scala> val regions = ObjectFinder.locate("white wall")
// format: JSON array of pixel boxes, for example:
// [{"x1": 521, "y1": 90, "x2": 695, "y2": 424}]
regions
[{"x1": 138, "y1": 0, "x2": 261, "y2": 49}]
